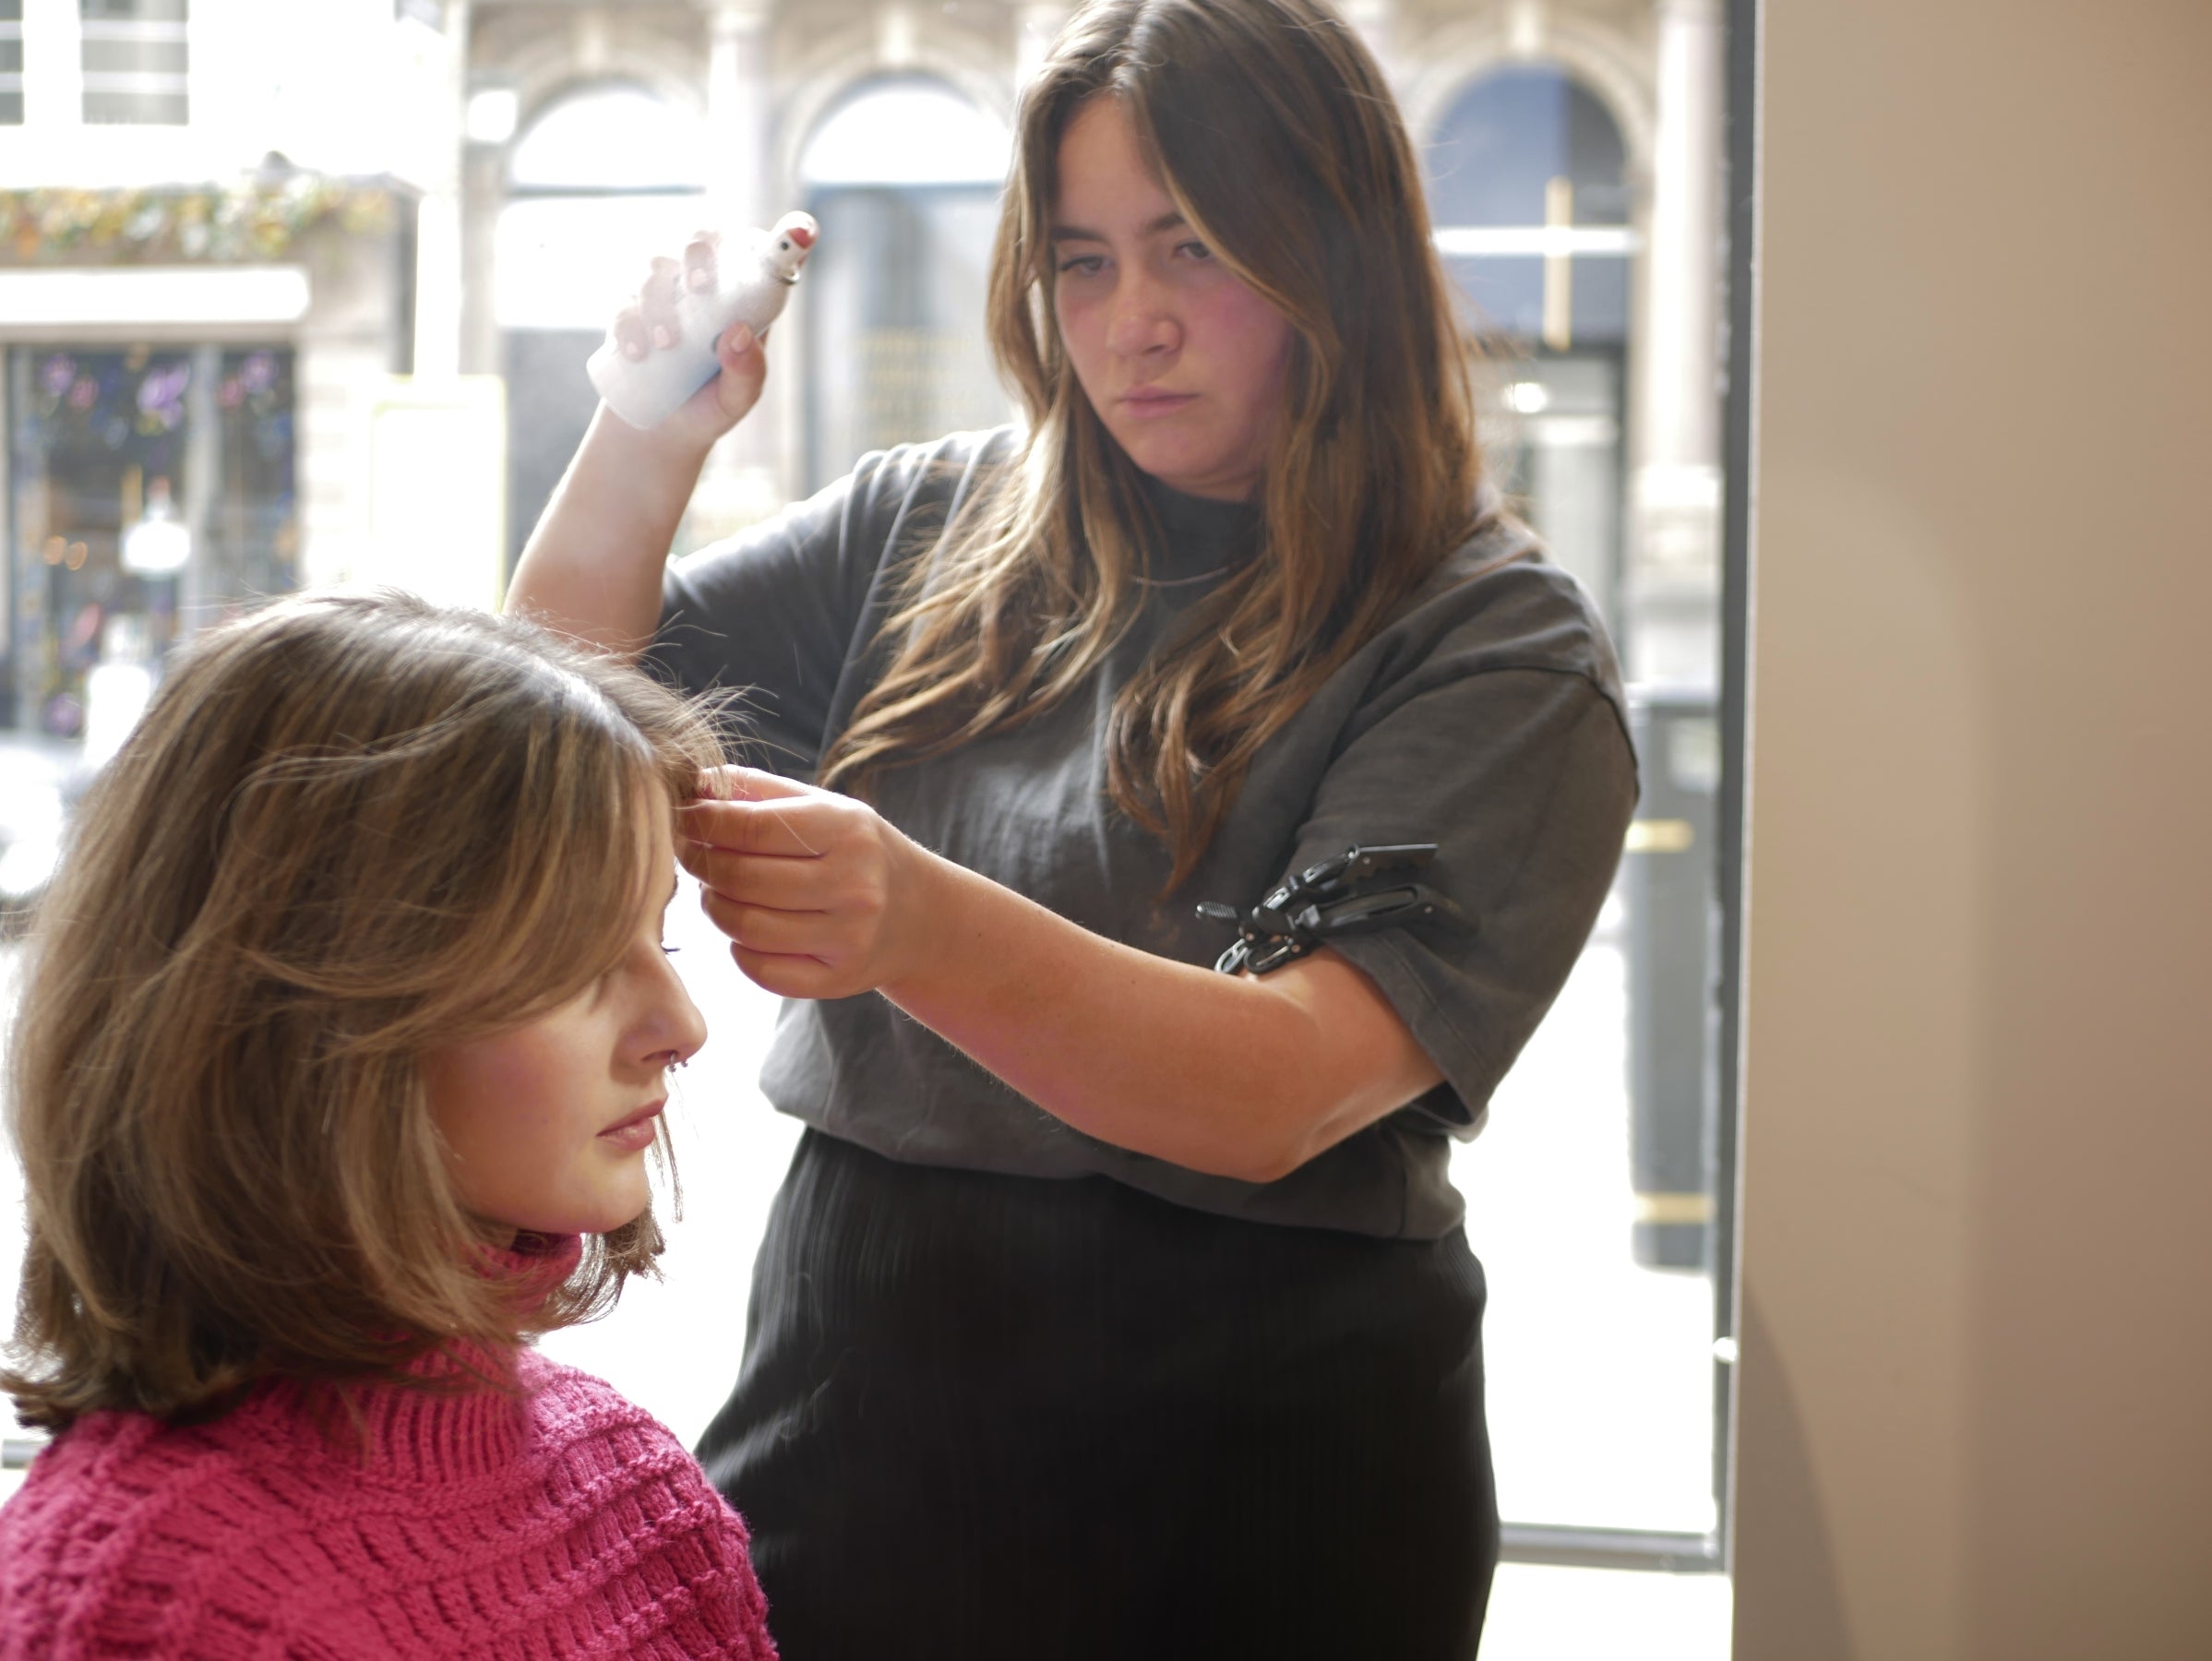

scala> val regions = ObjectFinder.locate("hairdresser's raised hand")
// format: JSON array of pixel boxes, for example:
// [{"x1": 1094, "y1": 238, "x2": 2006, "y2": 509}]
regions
[
  {"x1": 605, "y1": 231, "x2": 767, "y2": 455},
  {"x1": 678, "y1": 767, "x2": 940, "y2": 1000}
]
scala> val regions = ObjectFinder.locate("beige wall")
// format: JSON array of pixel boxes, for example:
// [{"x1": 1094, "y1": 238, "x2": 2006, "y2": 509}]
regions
[{"x1": 1731, "y1": 0, "x2": 2212, "y2": 1655}]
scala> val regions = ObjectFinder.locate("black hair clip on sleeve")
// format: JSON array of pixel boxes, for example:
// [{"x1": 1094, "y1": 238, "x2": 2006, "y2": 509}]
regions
[{"x1": 1194, "y1": 842, "x2": 1470, "y2": 975}]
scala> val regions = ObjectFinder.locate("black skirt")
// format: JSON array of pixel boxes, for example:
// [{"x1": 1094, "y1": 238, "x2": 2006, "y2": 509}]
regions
[{"x1": 696, "y1": 1130, "x2": 1498, "y2": 1660}]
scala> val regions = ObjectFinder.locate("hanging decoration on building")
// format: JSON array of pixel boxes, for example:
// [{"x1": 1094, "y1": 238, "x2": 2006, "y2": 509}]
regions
[{"x1": 0, "y1": 176, "x2": 397, "y2": 266}]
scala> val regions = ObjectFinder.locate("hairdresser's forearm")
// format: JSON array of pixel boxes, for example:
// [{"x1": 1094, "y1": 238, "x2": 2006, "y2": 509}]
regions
[
  {"x1": 505, "y1": 406, "x2": 708, "y2": 657},
  {"x1": 881, "y1": 852, "x2": 1440, "y2": 1184}
]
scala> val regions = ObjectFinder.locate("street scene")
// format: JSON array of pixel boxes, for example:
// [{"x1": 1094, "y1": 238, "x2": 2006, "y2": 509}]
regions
[{"x1": 1, "y1": 0, "x2": 1733, "y2": 1651}]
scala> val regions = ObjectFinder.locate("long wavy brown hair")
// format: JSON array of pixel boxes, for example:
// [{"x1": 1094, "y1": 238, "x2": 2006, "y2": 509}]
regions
[
  {"x1": 818, "y1": 0, "x2": 1490, "y2": 889},
  {"x1": 3, "y1": 592, "x2": 723, "y2": 1431}
]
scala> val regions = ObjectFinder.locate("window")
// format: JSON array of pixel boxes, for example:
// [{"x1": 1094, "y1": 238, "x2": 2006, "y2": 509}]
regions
[
  {"x1": 0, "y1": 0, "x2": 22, "y2": 125},
  {"x1": 5, "y1": 346, "x2": 298, "y2": 742},
  {"x1": 1431, "y1": 66, "x2": 1632, "y2": 630},
  {"x1": 1431, "y1": 66, "x2": 1633, "y2": 352},
  {"x1": 80, "y1": 0, "x2": 187, "y2": 126},
  {"x1": 1427, "y1": 59, "x2": 1733, "y2": 1564},
  {"x1": 496, "y1": 83, "x2": 708, "y2": 572},
  {"x1": 797, "y1": 78, "x2": 1011, "y2": 493}
]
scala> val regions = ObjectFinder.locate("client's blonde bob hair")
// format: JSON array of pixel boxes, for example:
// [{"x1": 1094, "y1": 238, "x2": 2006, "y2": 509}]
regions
[{"x1": 3, "y1": 592, "x2": 723, "y2": 1431}]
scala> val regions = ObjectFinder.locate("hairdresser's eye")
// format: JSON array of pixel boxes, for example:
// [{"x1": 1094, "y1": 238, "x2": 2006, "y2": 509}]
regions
[
  {"x1": 660, "y1": 945, "x2": 682, "y2": 959},
  {"x1": 1178, "y1": 239, "x2": 1214, "y2": 263},
  {"x1": 1057, "y1": 254, "x2": 1106, "y2": 278}
]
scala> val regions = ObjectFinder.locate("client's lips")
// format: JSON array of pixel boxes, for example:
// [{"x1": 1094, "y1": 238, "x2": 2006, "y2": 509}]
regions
[{"x1": 599, "y1": 1102, "x2": 664, "y2": 1152}]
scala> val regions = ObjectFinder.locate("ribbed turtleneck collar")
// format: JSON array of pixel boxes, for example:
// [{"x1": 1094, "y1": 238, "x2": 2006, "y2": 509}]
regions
[
  {"x1": 260, "y1": 1232, "x2": 583, "y2": 1484},
  {"x1": 478, "y1": 1229, "x2": 584, "y2": 1297},
  {"x1": 1136, "y1": 470, "x2": 1261, "y2": 584}
]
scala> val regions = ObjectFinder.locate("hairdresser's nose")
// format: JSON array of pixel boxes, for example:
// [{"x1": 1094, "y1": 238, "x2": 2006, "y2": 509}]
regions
[{"x1": 1106, "y1": 271, "x2": 1180, "y2": 361}]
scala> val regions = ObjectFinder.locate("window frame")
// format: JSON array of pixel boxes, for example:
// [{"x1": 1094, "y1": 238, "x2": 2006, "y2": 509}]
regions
[{"x1": 1489, "y1": 0, "x2": 1759, "y2": 1578}]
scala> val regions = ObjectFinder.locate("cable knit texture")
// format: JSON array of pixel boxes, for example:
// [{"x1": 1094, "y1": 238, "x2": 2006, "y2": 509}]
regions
[{"x1": 0, "y1": 1237, "x2": 776, "y2": 1659}]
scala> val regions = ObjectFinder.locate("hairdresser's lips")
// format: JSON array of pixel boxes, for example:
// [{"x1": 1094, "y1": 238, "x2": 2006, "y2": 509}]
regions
[
  {"x1": 599, "y1": 1101, "x2": 664, "y2": 1153},
  {"x1": 1117, "y1": 386, "x2": 1198, "y2": 420}
]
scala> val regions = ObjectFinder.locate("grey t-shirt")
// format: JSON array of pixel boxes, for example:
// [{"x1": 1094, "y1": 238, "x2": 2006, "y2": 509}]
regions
[{"x1": 654, "y1": 428, "x2": 1636, "y2": 1238}]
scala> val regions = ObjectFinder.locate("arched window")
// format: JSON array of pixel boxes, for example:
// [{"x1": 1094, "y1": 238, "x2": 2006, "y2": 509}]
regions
[
  {"x1": 1428, "y1": 64, "x2": 1632, "y2": 350},
  {"x1": 495, "y1": 84, "x2": 706, "y2": 571},
  {"x1": 1424, "y1": 64, "x2": 1631, "y2": 639},
  {"x1": 797, "y1": 77, "x2": 1011, "y2": 491},
  {"x1": 496, "y1": 84, "x2": 707, "y2": 329}
]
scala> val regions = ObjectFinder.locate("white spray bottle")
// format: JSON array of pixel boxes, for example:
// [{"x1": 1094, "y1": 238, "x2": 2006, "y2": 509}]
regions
[{"x1": 585, "y1": 210, "x2": 819, "y2": 430}]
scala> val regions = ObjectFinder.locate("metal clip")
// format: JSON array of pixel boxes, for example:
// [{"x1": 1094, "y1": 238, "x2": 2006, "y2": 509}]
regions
[{"x1": 1195, "y1": 842, "x2": 1469, "y2": 975}]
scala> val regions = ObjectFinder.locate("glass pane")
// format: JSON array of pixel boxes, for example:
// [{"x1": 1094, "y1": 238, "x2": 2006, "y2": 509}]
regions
[
  {"x1": 1429, "y1": 61, "x2": 1725, "y2": 1541},
  {"x1": 4, "y1": 346, "x2": 299, "y2": 744},
  {"x1": 0, "y1": 14, "x2": 1741, "y2": 1633},
  {"x1": 796, "y1": 78, "x2": 1012, "y2": 493},
  {"x1": 83, "y1": 90, "x2": 188, "y2": 124},
  {"x1": 204, "y1": 348, "x2": 299, "y2": 612},
  {"x1": 507, "y1": 84, "x2": 704, "y2": 193},
  {"x1": 80, "y1": 0, "x2": 186, "y2": 21},
  {"x1": 81, "y1": 38, "x2": 187, "y2": 75},
  {"x1": 802, "y1": 185, "x2": 1005, "y2": 492},
  {"x1": 1429, "y1": 66, "x2": 1631, "y2": 229},
  {"x1": 7, "y1": 348, "x2": 195, "y2": 740},
  {"x1": 78, "y1": 0, "x2": 190, "y2": 126}
]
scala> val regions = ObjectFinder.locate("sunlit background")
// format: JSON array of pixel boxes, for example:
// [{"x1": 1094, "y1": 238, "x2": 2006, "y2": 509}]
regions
[{"x1": 0, "y1": 2, "x2": 1733, "y2": 1652}]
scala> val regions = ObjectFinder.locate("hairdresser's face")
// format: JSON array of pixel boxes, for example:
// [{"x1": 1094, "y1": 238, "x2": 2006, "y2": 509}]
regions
[
  {"x1": 421, "y1": 813, "x2": 705, "y2": 1240},
  {"x1": 1050, "y1": 95, "x2": 1295, "y2": 503}
]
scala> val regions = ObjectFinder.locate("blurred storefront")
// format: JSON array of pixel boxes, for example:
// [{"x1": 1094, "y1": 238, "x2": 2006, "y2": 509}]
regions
[
  {"x1": 0, "y1": 0, "x2": 494, "y2": 758},
  {"x1": 0, "y1": 178, "x2": 403, "y2": 747}
]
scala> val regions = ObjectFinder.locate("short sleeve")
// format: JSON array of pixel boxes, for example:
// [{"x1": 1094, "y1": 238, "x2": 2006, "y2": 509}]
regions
[
  {"x1": 650, "y1": 432, "x2": 1015, "y2": 780},
  {"x1": 649, "y1": 463, "x2": 888, "y2": 780},
  {"x1": 1290, "y1": 664, "x2": 1638, "y2": 1139}
]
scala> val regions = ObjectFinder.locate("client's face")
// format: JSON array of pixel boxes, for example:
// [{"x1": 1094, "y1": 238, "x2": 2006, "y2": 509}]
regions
[{"x1": 421, "y1": 812, "x2": 706, "y2": 1239}]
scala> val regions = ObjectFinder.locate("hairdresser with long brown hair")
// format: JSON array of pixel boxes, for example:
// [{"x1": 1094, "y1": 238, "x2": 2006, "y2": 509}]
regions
[{"x1": 513, "y1": 0, "x2": 1634, "y2": 1652}]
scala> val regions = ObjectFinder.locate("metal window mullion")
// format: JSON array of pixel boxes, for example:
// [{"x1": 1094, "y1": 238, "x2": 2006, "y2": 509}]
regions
[
  {"x1": 79, "y1": 68, "x2": 186, "y2": 91},
  {"x1": 1501, "y1": 1523, "x2": 1725, "y2": 1574},
  {"x1": 78, "y1": 18, "x2": 185, "y2": 40},
  {"x1": 1711, "y1": 0, "x2": 1764, "y2": 1573}
]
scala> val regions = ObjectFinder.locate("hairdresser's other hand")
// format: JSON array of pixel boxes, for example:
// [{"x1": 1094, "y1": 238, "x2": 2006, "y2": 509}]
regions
[
  {"x1": 606, "y1": 230, "x2": 766, "y2": 454},
  {"x1": 678, "y1": 768, "x2": 939, "y2": 1000}
]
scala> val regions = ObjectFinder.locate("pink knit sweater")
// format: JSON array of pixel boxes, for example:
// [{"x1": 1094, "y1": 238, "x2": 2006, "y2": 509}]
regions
[{"x1": 0, "y1": 1247, "x2": 776, "y2": 1659}]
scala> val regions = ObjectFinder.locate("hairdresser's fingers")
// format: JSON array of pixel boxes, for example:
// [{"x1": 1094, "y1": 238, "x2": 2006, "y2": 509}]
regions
[
  {"x1": 689, "y1": 855, "x2": 891, "y2": 976},
  {"x1": 653, "y1": 317, "x2": 767, "y2": 449},
  {"x1": 684, "y1": 846, "x2": 843, "y2": 913},
  {"x1": 679, "y1": 798, "x2": 815, "y2": 857},
  {"x1": 678, "y1": 805, "x2": 835, "y2": 866},
  {"x1": 708, "y1": 320, "x2": 769, "y2": 426},
  {"x1": 682, "y1": 228, "x2": 721, "y2": 294},
  {"x1": 729, "y1": 943, "x2": 850, "y2": 1000},
  {"x1": 697, "y1": 764, "x2": 814, "y2": 804},
  {"x1": 638, "y1": 255, "x2": 684, "y2": 353},
  {"x1": 696, "y1": 886, "x2": 836, "y2": 962},
  {"x1": 682, "y1": 789, "x2": 861, "y2": 859},
  {"x1": 716, "y1": 905, "x2": 855, "y2": 967},
  {"x1": 610, "y1": 301, "x2": 651, "y2": 363}
]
